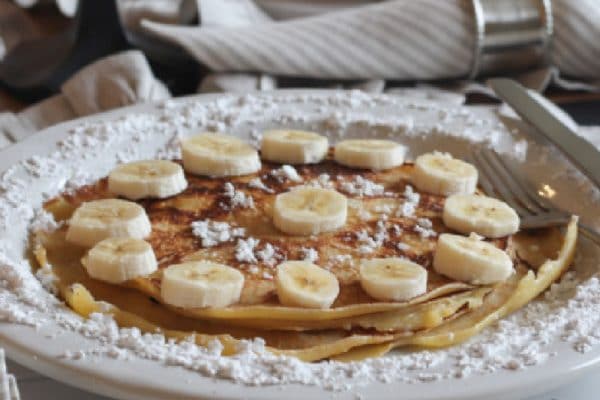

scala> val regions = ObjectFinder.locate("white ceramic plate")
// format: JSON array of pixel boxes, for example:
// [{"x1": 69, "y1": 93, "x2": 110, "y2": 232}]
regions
[{"x1": 0, "y1": 90, "x2": 599, "y2": 400}]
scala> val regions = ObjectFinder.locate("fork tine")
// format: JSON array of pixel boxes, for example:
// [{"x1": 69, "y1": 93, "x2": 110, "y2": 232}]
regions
[
  {"x1": 471, "y1": 149, "x2": 529, "y2": 216},
  {"x1": 491, "y1": 154, "x2": 556, "y2": 212},
  {"x1": 481, "y1": 149, "x2": 547, "y2": 214},
  {"x1": 466, "y1": 155, "x2": 497, "y2": 197}
]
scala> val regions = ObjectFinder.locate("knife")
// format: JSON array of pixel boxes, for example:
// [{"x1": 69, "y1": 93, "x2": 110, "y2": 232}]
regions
[{"x1": 489, "y1": 78, "x2": 600, "y2": 190}]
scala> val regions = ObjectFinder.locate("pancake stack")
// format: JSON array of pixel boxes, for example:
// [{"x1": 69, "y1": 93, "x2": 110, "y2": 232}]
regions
[{"x1": 33, "y1": 131, "x2": 577, "y2": 361}]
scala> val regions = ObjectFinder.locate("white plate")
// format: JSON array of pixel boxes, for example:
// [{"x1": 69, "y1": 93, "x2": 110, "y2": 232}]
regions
[{"x1": 0, "y1": 90, "x2": 599, "y2": 400}]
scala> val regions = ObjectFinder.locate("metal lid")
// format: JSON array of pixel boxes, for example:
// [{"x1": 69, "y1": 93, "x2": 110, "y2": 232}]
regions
[{"x1": 470, "y1": 0, "x2": 553, "y2": 78}]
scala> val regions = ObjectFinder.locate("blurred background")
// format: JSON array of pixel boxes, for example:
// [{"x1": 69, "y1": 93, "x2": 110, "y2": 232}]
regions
[{"x1": 0, "y1": 0, "x2": 599, "y2": 149}]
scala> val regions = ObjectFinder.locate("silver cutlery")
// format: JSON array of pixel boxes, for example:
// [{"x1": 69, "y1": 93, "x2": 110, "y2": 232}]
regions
[
  {"x1": 471, "y1": 147, "x2": 600, "y2": 246},
  {"x1": 489, "y1": 78, "x2": 600, "y2": 190}
]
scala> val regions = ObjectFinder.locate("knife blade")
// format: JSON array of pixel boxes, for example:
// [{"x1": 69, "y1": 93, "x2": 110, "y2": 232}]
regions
[{"x1": 489, "y1": 78, "x2": 600, "y2": 189}]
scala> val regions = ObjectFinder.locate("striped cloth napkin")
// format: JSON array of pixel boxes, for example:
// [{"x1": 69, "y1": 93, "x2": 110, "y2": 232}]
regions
[{"x1": 141, "y1": 0, "x2": 600, "y2": 82}]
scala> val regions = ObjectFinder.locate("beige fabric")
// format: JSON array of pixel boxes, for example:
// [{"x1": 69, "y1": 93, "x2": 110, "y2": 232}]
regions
[
  {"x1": 18, "y1": 95, "x2": 76, "y2": 133},
  {"x1": 61, "y1": 50, "x2": 170, "y2": 116},
  {"x1": 117, "y1": 0, "x2": 196, "y2": 31},
  {"x1": 0, "y1": 95, "x2": 75, "y2": 149},
  {"x1": 142, "y1": 0, "x2": 600, "y2": 82},
  {"x1": 143, "y1": 0, "x2": 475, "y2": 80},
  {"x1": 198, "y1": 73, "x2": 276, "y2": 93},
  {"x1": 0, "y1": 50, "x2": 170, "y2": 150}
]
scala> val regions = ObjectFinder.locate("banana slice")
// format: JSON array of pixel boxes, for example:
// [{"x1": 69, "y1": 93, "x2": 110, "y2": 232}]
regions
[
  {"x1": 276, "y1": 261, "x2": 339, "y2": 308},
  {"x1": 443, "y1": 194, "x2": 520, "y2": 238},
  {"x1": 334, "y1": 139, "x2": 405, "y2": 170},
  {"x1": 81, "y1": 237, "x2": 157, "y2": 284},
  {"x1": 412, "y1": 152, "x2": 478, "y2": 196},
  {"x1": 261, "y1": 130, "x2": 328, "y2": 164},
  {"x1": 272, "y1": 187, "x2": 347, "y2": 235},
  {"x1": 359, "y1": 257, "x2": 427, "y2": 301},
  {"x1": 433, "y1": 233, "x2": 513, "y2": 285},
  {"x1": 181, "y1": 133, "x2": 261, "y2": 177},
  {"x1": 66, "y1": 199, "x2": 152, "y2": 247},
  {"x1": 108, "y1": 160, "x2": 187, "y2": 200},
  {"x1": 160, "y1": 261, "x2": 245, "y2": 308}
]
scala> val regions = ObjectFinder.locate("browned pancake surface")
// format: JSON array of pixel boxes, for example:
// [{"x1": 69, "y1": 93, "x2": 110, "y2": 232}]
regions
[{"x1": 47, "y1": 155, "x2": 507, "y2": 307}]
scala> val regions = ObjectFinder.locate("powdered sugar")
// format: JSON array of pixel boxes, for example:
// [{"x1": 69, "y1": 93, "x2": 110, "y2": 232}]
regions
[
  {"x1": 0, "y1": 91, "x2": 599, "y2": 395},
  {"x1": 191, "y1": 219, "x2": 246, "y2": 247},
  {"x1": 300, "y1": 247, "x2": 319, "y2": 263},
  {"x1": 247, "y1": 177, "x2": 273, "y2": 193},
  {"x1": 415, "y1": 218, "x2": 437, "y2": 238},
  {"x1": 339, "y1": 175, "x2": 385, "y2": 197},
  {"x1": 34, "y1": 263, "x2": 57, "y2": 294},
  {"x1": 235, "y1": 238, "x2": 280, "y2": 268},
  {"x1": 397, "y1": 185, "x2": 420, "y2": 218},
  {"x1": 222, "y1": 182, "x2": 254, "y2": 209},
  {"x1": 29, "y1": 209, "x2": 63, "y2": 234},
  {"x1": 397, "y1": 242, "x2": 410, "y2": 251},
  {"x1": 305, "y1": 173, "x2": 335, "y2": 189},
  {"x1": 255, "y1": 242, "x2": 279, "y2": 266},
  {"x1": 356, "y1": 219, "x2": 389, "y2": 254},
  {"x1": 22, "y1": 156, "x2": 61, "y2": 179},
  {"x1": 235, "y1": 237, "x2": 260, "y2": 264},
  {"x1": 270, "y1": 165, "x2": 303, "y2": 183},
  {"x1": 330, "y1": 254, "x2": 352, "y2": 264}
]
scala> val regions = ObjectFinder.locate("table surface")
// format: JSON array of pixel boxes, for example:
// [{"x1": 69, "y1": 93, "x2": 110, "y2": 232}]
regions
[{"x1": 1, "y1": 89, "x2": 599, "y2": 400}]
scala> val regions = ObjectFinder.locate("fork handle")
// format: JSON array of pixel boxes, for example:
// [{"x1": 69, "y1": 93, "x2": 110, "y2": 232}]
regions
[{"x1": 579, "y1": 223, "x2": 600, "y2": 247}]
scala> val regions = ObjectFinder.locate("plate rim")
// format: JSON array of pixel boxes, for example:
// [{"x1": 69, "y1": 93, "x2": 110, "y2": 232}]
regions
[{"x1": 0, "y1": 89, "x2": 598, "y2": 400}]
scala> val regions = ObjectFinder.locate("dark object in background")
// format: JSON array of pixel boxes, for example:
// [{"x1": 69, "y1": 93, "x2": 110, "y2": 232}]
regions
[
  {"x1": 0, "y1": 1, "x2": 128, "y2": 99},
  {"x1": 560, "y1": 101, "x2": 600, "y2": 126},
  {"x1": 0, "y1": 0, "x2": 199, "y2": 102}
]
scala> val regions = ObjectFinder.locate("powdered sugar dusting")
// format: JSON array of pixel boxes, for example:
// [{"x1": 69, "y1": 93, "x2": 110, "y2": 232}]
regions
[
  {"x1": 339, "y1": 175, "x2": 386, "y2": 197},
  {"x1": 248, "y1": 177, "x2": 273, "y2": 193},
  {"x1": 235, "y1": 238, "x2": 281, "y2": 269},
  {"x1": 0, "y1": 91, "x2": 599, "y2": 393},
  {"x1": 397, "y1": 185, "x2": 420, "y2": 218},
  {"x1": 270, "y1": 165, "x2": 303, "y2": 183},
  {"x1": 300, "y1": 247, "x2": 319, "y2": 263},
  {"x1": 235, "y1": 237, "x2": 260, "y2": 264},
  {"x1": 222, "y1": 182, "x2": 254, "y2": 209},
  {"x1": 305, "y1": 173, "x2": 335, "y2": 189},
  {"x1": 191, "y1": 219, "x2": 246, "y2": 248},
  {"x1": 415, "y1": 218, "x2": 436, "y2": 239}
]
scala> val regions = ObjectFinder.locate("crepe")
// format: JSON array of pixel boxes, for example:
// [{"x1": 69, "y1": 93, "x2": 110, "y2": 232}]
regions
[{"x1": 32, "y1": 157, "x2": 577, "y2": 361}]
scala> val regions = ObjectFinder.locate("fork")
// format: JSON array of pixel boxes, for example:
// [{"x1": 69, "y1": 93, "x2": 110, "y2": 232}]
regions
[{"x1": 470, "y1": 148, "x2": 600, "y2": 246}]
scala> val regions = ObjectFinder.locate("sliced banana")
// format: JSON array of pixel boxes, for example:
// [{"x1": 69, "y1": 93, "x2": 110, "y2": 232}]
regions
[
  {"x1": 66, "y1": 199, "x2": 152, "y2": 247},
  {"x1": 160, "y1": 261, "x2": 245, "y2": 308},
  {"x1": 433, "y1": 233, "x2": 513, "y2": 285},
  {"x1": 276, "y1": 261, "x2": 339, "y2": 309},
  {"x1": 272, "y1": 187, "x2": 347, "y2": 235},
  {"x1": 334, "y1": 139, "x2": 405, "y2": 170},
  {"x1": 412, "y1": 152, "x2": 478, "y2": 196},
  {"x1": 443, "y1": 194, "x2": 520, "y2": 238},
  {"x1": 261, "y1": 130, "x2": 328, "y2": 164},
  {"x1": 181, "y1": 133, "x2": 261, "y2": 177},
  {"x1": 359, "y1": 257, "x2": 427, "y2": 302},
  {"x1": 81, "y1": 237, "x2": 157, "y2": 284},
  {"x1": 108, "y1": 160, "x2": 187, "y2": 200}
]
